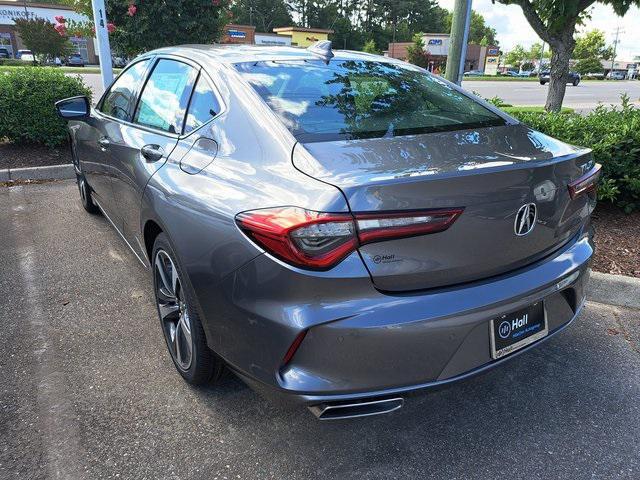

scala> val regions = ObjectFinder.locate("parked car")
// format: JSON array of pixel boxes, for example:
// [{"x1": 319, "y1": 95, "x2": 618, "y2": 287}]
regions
[
  {"x1": 463, "y1": 69, "x2": 484, "y2": 76},
  {"x1": 112, "y1": 56, "x2": 128, "y2": 68},
  {"x1": 503, "y1": 70, "x2": 520, "y2": 77},
  {"x1": 539, "y1": 70, "x2": 581, "y2": 86},
  {"x1": 65, "y1": 52, "x2": 85, "y2": 67},
  {"x1": 606, "y1": 71, "x2": 626, "y2": 80},
  {"x1": 16, "y1": 49, "x2": 34, "y2": 62},
  {"x1": 584, "y1": 72, "x2": 605, "y2": 80},
  {"x1": 56, "y1": 44, "x2": 600, "y2": 420},
  {"x1": 0, "y1": 47, "x2": 10, "y2": 59}
]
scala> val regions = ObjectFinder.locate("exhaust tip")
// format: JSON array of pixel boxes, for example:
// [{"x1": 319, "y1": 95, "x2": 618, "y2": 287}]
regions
[{"x1": 309, "y1": 397, "x2": 404, "y2": 420}]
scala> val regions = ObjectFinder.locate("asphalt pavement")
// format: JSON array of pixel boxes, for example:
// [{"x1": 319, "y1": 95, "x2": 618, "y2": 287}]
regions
[
  {"x1": 75, "y1": 71, "x2": 640, "y2": 111},
  {"x1": 1, "y1": 180, "x2": 639, "y2": 479}
]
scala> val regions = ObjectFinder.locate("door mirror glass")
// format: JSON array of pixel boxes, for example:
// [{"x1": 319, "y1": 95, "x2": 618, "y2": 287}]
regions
[{"x1": 55, "y1": 96, "x2": 90, "y2": 120}]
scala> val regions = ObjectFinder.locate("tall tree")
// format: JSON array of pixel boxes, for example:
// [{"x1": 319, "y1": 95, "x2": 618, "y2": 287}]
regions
[
  {"x1": 444, "y1": 10, "x2": 499, "y2": 46},
  {"x1": 230, "y1": 0, "x2": 292, "y2": 32},
  {"x1": 496, "y1": 1, "x2": 640, "y2": 112},
  {"x1": 574, "y1": 29, "x2": 614, "y2": 60}
]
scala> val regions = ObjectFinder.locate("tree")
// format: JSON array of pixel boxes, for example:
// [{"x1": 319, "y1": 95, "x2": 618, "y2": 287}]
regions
[
  {"x1": 574, "y1": 29, "x2": 614, "y2": 60},
  {"x1": 406, "y1": 33, "x2": 430, "y2": 68},
  {"x1": 504, "y1": 44, "x2": 528, "y2": 70},
  {"x1": 496, "y1": 1, "x2": 640, "y2": 112},
  {"x1": 444, "y1": 10, "x2": 499, "y2": 46},
  {"x1": 230, "y1": 0, "x2": 292, "y2": 33},
  {"x1": 13, "y1": 18, "x2": 71, "y2": 63},
  {"x1": 362, "y1": 39, "x2": 380, "y2": 54},
  {"x1": 575, "y1": 56, "x2": 605, "y2": 74},
  {"x1": 61, "y1": 1, "x2": 229, "y2": 56}
]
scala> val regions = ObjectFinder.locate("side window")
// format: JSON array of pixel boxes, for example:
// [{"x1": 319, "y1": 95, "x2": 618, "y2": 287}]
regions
[
  {"x1": 184, "y1": 76, "x2": 222, "y2": 134},
  {"x1": 100, "y1": 60, "x2": 149, "y2": 120},
  {"x1": 133, "y1": 59, "x2": 197, "y2": 134}
]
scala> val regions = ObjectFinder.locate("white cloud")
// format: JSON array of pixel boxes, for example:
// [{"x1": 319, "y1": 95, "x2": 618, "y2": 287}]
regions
[{"x1": 437, "y1": 0, "x2": 640, "y2": 60}]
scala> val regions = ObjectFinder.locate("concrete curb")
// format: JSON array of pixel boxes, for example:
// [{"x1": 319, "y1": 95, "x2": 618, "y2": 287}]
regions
[
  {"x1": 587, "y1": 271, "x2": 640, "y2": 309},
  {"x1": 0, "y1": 164, "x2": 75, "y2": 181}
]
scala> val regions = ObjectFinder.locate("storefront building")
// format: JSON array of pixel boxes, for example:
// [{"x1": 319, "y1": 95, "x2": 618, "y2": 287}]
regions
[
  {"x1": 272, "y1": 26, "x2": 333, "y2": 48},
  {"x1": 386, "y1": 33, "x2": 499, "y2": 74},
  {"x1": 0, "y1": 1, "x2": 97, "y2": 62},
  {"x1": 221, "y1": 23, "x2": 255, "y2": 45}
]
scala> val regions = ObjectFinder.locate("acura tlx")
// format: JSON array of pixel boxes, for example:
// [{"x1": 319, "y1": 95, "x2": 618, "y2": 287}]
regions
[{"x1": 56, "y1": 42, "x2": 600, "y2": 420}]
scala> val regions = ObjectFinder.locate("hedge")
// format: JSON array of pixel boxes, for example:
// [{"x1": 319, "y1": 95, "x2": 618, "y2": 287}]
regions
[
  {"x1": 508, "y1": 96, "x2": 640, "y2": 212},
  {"x1": 0, "y1": 59, "x2": 29, "y2": 66},
  {"x1": 0, "y1": 66, "x2": 91, "y2": 148}
]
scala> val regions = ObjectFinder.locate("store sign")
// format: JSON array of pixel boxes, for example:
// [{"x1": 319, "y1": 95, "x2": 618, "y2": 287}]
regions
[
  {"x1": 428, "y1": 39, "x2": 443, "y2": 46},
  {"x1": 228, "y1": 30, "x2": 246, "y2": 39},
  {"x1": 488, "y1": 48, "x2": 499, "y2": 55},
  {"x1": 1, "y1": 5, "x2": 87, "y2": 26}
]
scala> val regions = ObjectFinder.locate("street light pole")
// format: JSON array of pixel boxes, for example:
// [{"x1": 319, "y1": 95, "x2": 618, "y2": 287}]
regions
[
  {"x1": 445, "y1": 0, "x2": 472, "y2": 85},
  {"x1": 91, "y1": 0, "x2": 113, "y2": 90}
]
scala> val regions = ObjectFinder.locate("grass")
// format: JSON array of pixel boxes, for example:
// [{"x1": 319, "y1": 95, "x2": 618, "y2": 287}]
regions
[
  {"x1": 463, "y1": 76, "x2": 539, "y2": 82},
  {"x1": 501, "y1": 105, "x2": 575, "y2": 114}
]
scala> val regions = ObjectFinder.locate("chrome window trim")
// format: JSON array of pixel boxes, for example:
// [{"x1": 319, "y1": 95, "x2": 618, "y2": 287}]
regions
[{"x1": 94, "y1": 53, "x2": 227, "y2": 140}]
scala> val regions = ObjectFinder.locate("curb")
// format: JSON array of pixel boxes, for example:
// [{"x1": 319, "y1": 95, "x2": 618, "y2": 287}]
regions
[
  {"x1": 0, "y1": 164, "x2": 76, "y2": 182},
  {"x1": 587, "y1": 271, "x2": 640, "y2": 309}
]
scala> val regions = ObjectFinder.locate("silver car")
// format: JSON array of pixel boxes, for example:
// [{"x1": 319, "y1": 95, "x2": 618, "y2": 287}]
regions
[{"x1": 56, "y1": 44, "x2": 600, "y2": 420}]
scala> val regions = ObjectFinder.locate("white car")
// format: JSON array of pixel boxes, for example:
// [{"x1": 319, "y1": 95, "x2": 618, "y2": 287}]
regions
[{"x1": 17, "y1": 49, "x2": 34, "y2": 62}]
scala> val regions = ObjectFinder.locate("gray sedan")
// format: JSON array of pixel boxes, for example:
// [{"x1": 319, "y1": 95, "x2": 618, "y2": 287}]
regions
[{"x1": 56, "y1": 43, "x2": 600, "y2": 419}]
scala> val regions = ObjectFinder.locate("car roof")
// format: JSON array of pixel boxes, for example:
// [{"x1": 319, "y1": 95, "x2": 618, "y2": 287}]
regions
[{"x1": 145, "y1": 44, "x2": 404, "y2": 66}]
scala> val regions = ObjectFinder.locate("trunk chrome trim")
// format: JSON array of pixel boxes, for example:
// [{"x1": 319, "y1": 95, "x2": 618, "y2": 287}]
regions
[{"x1": 308, "y1": 397, "x2": 404, "y2": 420}]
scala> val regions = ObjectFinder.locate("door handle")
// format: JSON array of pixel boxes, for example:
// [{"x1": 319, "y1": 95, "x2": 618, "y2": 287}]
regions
[
  {"x1": 98, "y1": 137, "x2": 110, "y2": 150},
  {"x1": 141, "y1": 144, "x2": 164, "y2": 162}
]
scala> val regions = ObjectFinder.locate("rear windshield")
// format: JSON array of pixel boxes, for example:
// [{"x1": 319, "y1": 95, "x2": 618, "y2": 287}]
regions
[{"x1": 235, "y1": 59, "x2": 505, "y2": 142}]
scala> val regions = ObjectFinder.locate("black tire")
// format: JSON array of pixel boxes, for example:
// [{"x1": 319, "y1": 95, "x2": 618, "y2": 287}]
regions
[
  {"x1": 152, "y1": 233, "x2": 224, "y2": 385},
  {"x1": 76, "y1": 172, "x2": 100, "y2": 214},
  {"x1": 573, "y1": 79, "x2": 580, "y2": 86},
  {"x1": 540, "y1": 81, "x2": 546, "y2": 85}
]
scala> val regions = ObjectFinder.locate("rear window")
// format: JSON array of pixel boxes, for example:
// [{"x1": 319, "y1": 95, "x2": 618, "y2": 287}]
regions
[{"x1": 235, "y1": 59, "x2": 505, "y2": 142}]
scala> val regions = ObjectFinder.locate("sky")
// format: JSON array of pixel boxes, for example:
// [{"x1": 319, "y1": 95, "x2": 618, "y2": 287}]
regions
[{"x1": 438, "y1": 0, "x2": 640, "y2": 60}]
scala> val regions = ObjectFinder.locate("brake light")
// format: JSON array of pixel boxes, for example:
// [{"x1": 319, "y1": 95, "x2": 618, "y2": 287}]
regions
[
  {"x1": 568, "y1": 163, "x2": 602, "y2": 199},
  {"x1": 236, "y1": 206, "x2": 463, "y2": 270}
]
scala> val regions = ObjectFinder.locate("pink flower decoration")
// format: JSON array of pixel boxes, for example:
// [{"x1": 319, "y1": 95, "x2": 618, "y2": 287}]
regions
[
  {"x1": 54, "y1": 23, "x2": 67, "y2": 36},
  {"x1": 212, "y1": 0, "x2": 221, "y2": 5},
  {"x1": 107, "y1": 22, "x2": 116, "y2": 33},
  {"x1": 55, "y1": 15, "x2": 66, "y2": 23},
  {"x1": 127, "y1": 4, "x2": 137, "y2": 16}
]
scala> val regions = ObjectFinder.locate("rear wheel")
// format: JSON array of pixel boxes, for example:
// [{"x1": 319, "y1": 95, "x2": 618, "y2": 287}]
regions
[
  {"x1": 152, "y1": 233, "x2": 224, "y2": 385},
  {"x1": 540, "y1": 80, "x2": 546, "y2": 85}
]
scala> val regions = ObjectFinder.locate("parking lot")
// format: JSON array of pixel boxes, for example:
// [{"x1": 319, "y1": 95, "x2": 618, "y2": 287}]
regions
[{"x1": 1, "y1": 180, "x2": 639, "y2": 479}]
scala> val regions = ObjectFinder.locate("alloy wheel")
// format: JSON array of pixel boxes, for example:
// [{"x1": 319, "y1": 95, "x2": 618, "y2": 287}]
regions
[
  {"x1": 78, "y1": 178, "x2": 87, "y2": 205},
  {"x1": 154, "y1": 250, "x2": 193, "y2": 370}
]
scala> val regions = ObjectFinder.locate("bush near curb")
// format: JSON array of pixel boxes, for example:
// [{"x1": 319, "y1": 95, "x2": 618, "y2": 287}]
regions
[
  {"x1": 0, "y1": 66, "x2": 91, "y2": 148},
  {"x1": 0, "y1": 59, "x2": 28, "y2": 66},
  {"x1": 509, "y1": 96, "x2": 640, "y2": 213}
]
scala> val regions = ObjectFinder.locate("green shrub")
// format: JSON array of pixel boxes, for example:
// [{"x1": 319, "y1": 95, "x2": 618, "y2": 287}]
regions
[
  {"x1": 0, "y1": 66, "x2": 91, "y2": 147},
  {"x1": 0, "y1": 59, "x2": 28, "y2": 66},
  {"x1": 510, "y1": 95, "x2": 640, "y2": 212}
]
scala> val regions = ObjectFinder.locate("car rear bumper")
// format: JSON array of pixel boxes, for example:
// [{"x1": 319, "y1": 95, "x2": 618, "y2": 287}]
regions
[{"x1": 213, "y1": 227, "x2": 594, "y2": 408}]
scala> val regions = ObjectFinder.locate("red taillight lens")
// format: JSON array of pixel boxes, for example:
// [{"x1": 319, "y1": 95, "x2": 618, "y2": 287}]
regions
[
  {"x1": 568, "y1": 163, "x2": 602, "y2": 199},
  {"x1": 236, "y1": 207, "x2": 463, "y2": 270},
  {"x1": 235, "y1": 207, "x2": 357, "y2": 269}
]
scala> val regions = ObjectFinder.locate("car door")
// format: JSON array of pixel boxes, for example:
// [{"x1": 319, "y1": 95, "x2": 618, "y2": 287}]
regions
[
  {"x1": 79, "y1": 59, "x2": 152, "y2": 217},
  {"x1": 108, "y1": 57, "x2": 199, "y2": 258}
]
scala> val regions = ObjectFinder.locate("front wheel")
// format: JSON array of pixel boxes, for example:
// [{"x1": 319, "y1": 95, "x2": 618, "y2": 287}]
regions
[
  {"x1": 573, "y1": 79, "x2": 580, "y2": 86},
  {"x1": 152, "y1": 233, "x2": 224, "y2": 385},
  {"x1": 540, "y1": 81, "x2": 546, "y2": 85},
  {"x1": 76, "y1": 173, "x2": 100, "y2": 214}
]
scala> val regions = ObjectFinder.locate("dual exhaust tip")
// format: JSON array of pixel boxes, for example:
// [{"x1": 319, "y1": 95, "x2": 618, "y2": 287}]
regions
[{"x1": 308, "y1": 397, "x2": 404, "y2": 420}]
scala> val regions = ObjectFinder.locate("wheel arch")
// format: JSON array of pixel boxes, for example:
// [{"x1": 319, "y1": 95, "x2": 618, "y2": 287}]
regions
[{"x1": 143, "y1": 219, "x2": 164, "y2": 264}]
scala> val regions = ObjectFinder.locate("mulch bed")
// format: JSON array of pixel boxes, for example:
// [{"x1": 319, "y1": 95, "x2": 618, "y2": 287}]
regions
[
  {"x1": 592, "y1": 203, "x2": 640, "y2": 278},
  {"x1": 0, "y1": 141, "x2": 72, "y2": 170}
]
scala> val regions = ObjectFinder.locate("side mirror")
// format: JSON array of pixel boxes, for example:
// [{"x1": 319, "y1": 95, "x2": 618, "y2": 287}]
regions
[{"x1": 55, "y1": 96, "x2": 90, "y2": 120}]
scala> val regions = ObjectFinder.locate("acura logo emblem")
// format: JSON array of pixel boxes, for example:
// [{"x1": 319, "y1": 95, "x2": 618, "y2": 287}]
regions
[{"x1": 515, "y1": 203, "x2": 537, "y2": 236}]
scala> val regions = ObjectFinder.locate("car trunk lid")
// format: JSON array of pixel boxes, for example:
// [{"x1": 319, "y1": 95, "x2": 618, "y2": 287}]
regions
[{"x1": 294, "y1": 124, "x2": 594, "y2": 291}]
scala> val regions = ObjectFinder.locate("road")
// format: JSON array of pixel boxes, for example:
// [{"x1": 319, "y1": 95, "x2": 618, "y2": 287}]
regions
[
  {"x1": 75, "y1": 72, "x2": 640, "y2": 111},
  {"x1": 1, "y1": 180, "x2": 639, "y2": 479}
]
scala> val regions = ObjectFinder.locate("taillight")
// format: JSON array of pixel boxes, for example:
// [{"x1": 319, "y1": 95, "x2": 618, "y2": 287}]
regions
[
  {"x1": 568, "y1": 163, "x2": 602, "y2": 199},
  {"x1": 236, "y1": 206, "x2": 463, "y2": 270}
]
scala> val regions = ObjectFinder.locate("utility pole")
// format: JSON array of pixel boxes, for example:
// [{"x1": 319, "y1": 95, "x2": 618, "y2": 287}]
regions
[
  {"x1": 445, "y1": 0, "x2": 472, "y2": 85},
  {"x1": 538, "y1": 42, "x2": 545, "y2": 73},
  {"x1": 91, "y1": 0, "x2": 113, "y2": 89},
  {"x1": 610, "y1": 26, "x2": 624, "y2": 76}
]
